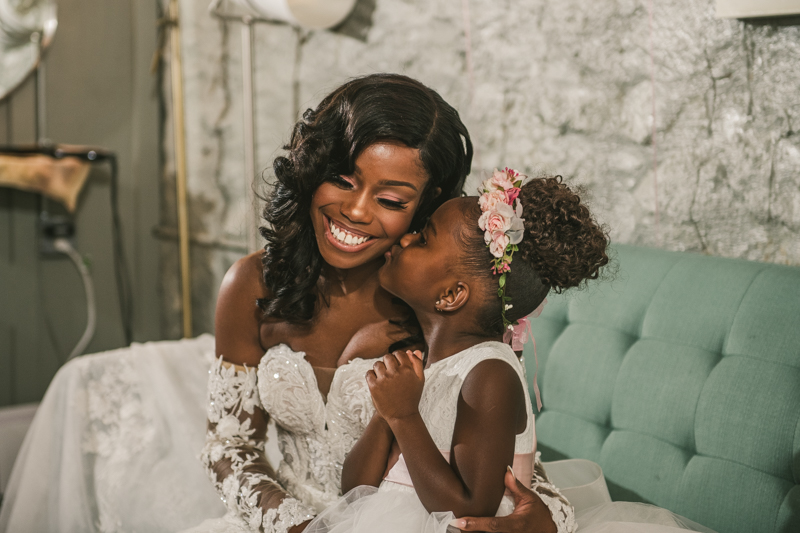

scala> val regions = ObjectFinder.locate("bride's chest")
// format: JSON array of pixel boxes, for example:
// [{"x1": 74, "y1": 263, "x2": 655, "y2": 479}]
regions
[{"x1": 257, "y1": 344, "x2": 375, "y2": 438}]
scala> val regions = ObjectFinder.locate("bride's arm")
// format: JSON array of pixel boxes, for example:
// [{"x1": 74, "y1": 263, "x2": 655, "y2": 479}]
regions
[{"x1": 203, "y1": 254, "x2": 314, "y2": 533}]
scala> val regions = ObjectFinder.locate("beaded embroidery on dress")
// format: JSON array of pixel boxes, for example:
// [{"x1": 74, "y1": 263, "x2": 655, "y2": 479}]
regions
[{"x1": 189, "y1": 344, "x2": 376, "y2": 533}]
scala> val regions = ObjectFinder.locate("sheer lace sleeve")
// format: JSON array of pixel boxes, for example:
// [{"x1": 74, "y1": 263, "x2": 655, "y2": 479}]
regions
[
  {"x1": 201, "y1": 356, "x2": 316, "y2": 532},
  {"x1": 531, "y1": 452, "x2": 577, "y2": 533}
]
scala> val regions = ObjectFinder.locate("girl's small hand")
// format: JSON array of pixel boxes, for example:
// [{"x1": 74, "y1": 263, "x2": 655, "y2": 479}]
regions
[{"x1": 366, "y1": 350, "x2": 424, "y2": 423}]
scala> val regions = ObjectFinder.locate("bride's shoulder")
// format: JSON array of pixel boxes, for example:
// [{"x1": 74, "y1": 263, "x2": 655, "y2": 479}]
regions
[{"x1": 215, "y1": 252, "x2": 270, "y2": 368}]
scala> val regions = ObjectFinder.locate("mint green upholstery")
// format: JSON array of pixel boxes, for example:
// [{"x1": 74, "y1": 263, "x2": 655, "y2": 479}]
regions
[{"x1": 523, "y1": 245, "x2": 800, "y2": 533}]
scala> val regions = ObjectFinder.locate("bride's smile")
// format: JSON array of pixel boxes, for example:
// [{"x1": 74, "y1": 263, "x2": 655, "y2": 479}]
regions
[{"x1": 310, "y1": 141, "x2": 430, "y2": 270}]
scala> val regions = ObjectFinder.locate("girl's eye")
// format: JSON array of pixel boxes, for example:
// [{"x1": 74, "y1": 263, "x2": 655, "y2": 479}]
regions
[
  {"x1": 329, "y1": 174, "x2": 354, "y2": 189},
  {"x1": 378, "y1": 198, "x2": 408, "y2": 210}
]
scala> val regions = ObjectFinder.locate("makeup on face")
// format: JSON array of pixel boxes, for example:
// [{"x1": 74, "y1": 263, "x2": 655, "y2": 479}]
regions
[{"x1": 310, "y1": 142, "x2": 429, "y2": 271}]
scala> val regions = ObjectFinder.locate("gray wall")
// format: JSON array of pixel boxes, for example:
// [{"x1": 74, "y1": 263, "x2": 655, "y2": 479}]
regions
[
  {"x1": 0, "y1": 0, "x2": 161, "y2": 406},
  {"x1": 162, "y1": 0, "x2": 800, "y2": 337}
]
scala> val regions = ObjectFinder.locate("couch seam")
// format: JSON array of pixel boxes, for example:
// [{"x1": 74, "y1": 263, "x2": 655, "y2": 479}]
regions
[{"x1": 721, "y1": 265, "x2": 768, "y2": 357}]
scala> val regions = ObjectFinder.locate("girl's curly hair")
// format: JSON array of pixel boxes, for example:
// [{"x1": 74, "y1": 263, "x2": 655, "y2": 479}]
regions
[
  {"x1": 457, "y1": 176, "x2": 609, "y2": 336},
  {"x1": 259, "y1": 73, "x2": 473, "y2": 323}
]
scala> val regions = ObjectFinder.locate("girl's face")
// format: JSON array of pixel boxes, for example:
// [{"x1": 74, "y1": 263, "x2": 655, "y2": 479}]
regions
[
  {"x1": 310, "y1": 142, "x2": 431, "y2": 271},
  {"x1": 378, "y1": 198, "x2": 468, "y2": 309}
]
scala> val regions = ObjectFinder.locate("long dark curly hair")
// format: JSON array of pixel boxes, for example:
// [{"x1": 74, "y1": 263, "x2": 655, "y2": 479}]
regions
[
  {"x1": 457, "y1": 175, "x2": 609, "y2": 336},
  {"x1": 259, "y1": 74, "x2": 473, "y2": 323}
]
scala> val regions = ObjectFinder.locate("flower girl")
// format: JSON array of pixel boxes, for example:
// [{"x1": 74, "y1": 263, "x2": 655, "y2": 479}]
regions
[{"x1": 304, "y1": 169, "x2": 609, "y2": 533}]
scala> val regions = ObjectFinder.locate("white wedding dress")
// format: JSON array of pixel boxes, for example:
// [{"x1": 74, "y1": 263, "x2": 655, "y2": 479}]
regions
[{"x1": 0, "y1": 336, "x2": 714, "y2": 533}]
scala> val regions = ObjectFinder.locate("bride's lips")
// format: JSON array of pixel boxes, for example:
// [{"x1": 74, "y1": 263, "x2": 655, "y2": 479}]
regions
[{"x1": 323, "y1": 214, "x2": 378, "y2": 253}]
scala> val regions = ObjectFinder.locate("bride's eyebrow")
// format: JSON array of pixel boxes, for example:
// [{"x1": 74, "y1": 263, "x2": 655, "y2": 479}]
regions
[{"x1": 377, "y1": 179, "x2": 418, "y2": 192}]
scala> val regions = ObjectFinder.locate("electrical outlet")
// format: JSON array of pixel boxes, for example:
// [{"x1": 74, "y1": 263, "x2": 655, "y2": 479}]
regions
[{"x1": 40, "y1": 213, "x2": 75, "y2": 255}]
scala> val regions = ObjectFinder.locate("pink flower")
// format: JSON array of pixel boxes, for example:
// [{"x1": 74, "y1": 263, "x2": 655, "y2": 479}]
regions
[
  {"x1": 479, "y1": 202, "x2": 514, "y2": 234},
  {"x1": 506, "y1": 187, "x2": 521, "y2": 204},
  {"x1": 488, "y1": 231, "x2": 510, "y2": 258},
  {"x1": 479, "y1": 189, "x2": 508, "y2": 212},
  {"x1": 489, "y1": 168, "x2": 517, "y2": 191},
  {"x1": 492, "y1": 262, "x2": 511, "y2": 274}
]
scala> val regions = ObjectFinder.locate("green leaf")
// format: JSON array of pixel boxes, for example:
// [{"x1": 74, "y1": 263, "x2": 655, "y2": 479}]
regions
[{"x1": 499, "y1": 274, "x2": 506, "y2": 287}]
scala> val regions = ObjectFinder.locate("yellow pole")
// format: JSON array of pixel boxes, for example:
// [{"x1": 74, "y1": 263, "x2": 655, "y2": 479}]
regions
[{"x1": 168, "y1": 0, "x2": 192, "y2": 338}]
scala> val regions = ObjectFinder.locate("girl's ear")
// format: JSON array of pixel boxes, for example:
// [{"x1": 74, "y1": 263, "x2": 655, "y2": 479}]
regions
[{"x1": 434, "y1": 282, "x2": 470, "y2": 313}]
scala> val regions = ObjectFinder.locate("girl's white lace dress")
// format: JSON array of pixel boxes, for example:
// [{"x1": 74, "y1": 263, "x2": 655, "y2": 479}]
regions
[{"x1": 303, "y1": 340, "x2": 563, "y2": 533}]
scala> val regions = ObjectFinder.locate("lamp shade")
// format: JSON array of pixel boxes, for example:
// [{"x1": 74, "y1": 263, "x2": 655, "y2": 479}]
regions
[{"x1": 233, "y1": 0, "x2": 357, "y2": 29}]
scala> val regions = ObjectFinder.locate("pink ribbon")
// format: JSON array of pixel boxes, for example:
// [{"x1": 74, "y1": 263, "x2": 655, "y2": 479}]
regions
[{"x1": 503, "y1": 299, "x2": 547, "y2": 412}]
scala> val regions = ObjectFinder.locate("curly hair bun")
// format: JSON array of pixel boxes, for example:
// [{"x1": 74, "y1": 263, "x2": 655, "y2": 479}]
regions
[{"x1": 517, "y1": 176, "x2": 609, "y2": 293}]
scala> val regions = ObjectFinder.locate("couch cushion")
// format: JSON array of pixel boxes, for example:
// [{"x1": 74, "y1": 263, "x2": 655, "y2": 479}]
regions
[{"x1": 527, "y1": 245, "x2": 800, "y2": 533}]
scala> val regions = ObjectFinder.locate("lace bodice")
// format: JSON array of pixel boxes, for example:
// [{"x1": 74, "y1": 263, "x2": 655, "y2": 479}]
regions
[
  {"x1": 203, "y1": 342, "x2": 574, "y2": 533},
  {"x1": 256, "y1": 345, "x2": 376, "y2": 509}
]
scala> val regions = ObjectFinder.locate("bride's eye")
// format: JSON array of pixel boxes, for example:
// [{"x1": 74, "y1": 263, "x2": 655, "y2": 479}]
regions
[
  {"x1": 328, "y1": 174, "x2": 354, "y2": 189},
  {"x1": 378, "y1": 198, "x2": 408, "y2": 210}
]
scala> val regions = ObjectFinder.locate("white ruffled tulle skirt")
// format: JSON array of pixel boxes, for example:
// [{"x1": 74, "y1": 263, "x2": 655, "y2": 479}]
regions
[
  {"x1": 547, "y1": 459, "x2": 716, "y2": 533},
  {"x1": 301, "y1": 461, "x2": 716, "y2": 533},
  {"x1": 303, "y1": 483, "x2": 456, "y2": 533}
]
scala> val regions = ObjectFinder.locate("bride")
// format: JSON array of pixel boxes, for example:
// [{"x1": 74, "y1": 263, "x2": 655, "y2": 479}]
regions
[{"x1": 0, "y1": 74, "x2": 567, "y2": 533}]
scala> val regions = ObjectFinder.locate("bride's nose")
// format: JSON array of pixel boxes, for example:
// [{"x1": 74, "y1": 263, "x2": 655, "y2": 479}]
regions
[{"x1": 340, "y1": 191, "x2": 371, "y2": 224}]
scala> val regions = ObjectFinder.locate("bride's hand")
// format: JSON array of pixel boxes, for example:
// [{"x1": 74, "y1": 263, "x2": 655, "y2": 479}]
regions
[
  {"x1": 449, "y1": 468, "x2": 557, "y2": 533},
  {"x1": 366, "y1": 350, "x2": 425, "y2": 422},
  {"x1": 288, "y1": 520, "x2": 311, "y2": 533}
]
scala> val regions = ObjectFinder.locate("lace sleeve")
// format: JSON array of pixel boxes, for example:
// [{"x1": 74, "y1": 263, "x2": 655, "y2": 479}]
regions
[
  {"x1": 531, "y1": 452, "x2": 577, "y2": 533},
  {"x1": 201, "y1": 356, "x2": 316, "y2": 532}
]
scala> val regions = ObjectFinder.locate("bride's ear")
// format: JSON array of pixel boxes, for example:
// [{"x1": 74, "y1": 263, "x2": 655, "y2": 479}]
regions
[{"x1": 434, "y1": 282, "x2": 470, "y2": 313}]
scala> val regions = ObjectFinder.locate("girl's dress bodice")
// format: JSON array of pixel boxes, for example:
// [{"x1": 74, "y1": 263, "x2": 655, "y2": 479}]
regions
[{"x1": 256, "y1": 344, "x2": 376, "y2": 510}]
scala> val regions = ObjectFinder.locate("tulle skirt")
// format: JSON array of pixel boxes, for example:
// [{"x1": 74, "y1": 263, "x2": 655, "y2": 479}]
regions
[
  {"x1": 304, "y1": 484, "x2": 456, "y2": 533},
  {"x1": 301, "y1": 462, "x2": 717, "y2": 533}
]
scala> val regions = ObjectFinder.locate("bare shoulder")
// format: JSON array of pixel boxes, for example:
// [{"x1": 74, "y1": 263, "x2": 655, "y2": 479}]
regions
[
  {"x1": 461, "y1": 358, "x2": 525, "y2": 417},
  {"x1": 214, "y1": 252, "x2": 270, "y2": 367}
]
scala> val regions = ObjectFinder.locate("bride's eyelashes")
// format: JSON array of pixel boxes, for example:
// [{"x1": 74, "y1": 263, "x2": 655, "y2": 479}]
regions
[
  {"x1": 329, "y1": 174, "x2": 354, "y2": 188},
  {"x1": 328, "y1": 174, "x2": 409, "y2": 210},
  {"x1": 378, "y1": 198, "x2": 408, "y2": 210}
]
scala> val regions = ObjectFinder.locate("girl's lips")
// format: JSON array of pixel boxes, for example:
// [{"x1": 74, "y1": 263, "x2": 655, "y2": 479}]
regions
[
  {"x1": 384, "y1": 244, "x2": 402, "y2": 262},
  {"x1": 323, "y1": 215, "x2": 378, "y2": 253}
]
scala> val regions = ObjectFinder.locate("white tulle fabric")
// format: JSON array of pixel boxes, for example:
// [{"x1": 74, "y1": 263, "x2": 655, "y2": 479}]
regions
[{"x1": 0, "y1": 335, "x2": 227, "y2": 533}]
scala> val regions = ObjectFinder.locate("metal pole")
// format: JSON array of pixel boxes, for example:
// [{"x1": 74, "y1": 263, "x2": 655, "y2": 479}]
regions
[
  {"x1": 241, "y1": 18, "x2": 259, "y2": 253},
  {"x1": 169, "y1": 0, "x2": 193, "y2": 338}
]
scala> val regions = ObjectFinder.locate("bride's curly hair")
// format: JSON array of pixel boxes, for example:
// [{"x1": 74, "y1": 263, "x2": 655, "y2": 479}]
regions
[
  {"x1": 259, "y1": 74, "x2": 473, "y2": 323},
  {"x1": 457, "y1": 176, "x2": 610, "y2": 336}
]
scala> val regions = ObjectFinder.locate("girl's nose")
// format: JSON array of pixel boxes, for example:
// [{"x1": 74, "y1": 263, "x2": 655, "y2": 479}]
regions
[{"x1": 399, "y1": 232, "x2": 416, "y2": 248}]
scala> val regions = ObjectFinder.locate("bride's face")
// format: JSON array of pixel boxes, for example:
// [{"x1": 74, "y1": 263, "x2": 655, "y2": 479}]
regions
[{"x1": 310, "y1": 142, "x2": 431, "y2": 271}]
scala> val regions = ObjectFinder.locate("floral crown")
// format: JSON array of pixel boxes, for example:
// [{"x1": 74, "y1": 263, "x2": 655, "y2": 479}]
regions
[
  {"x1": 477, "y1": 167, "x2": 527, "y2": 330},
  {"x1": 478, "y1": 167, "x2": 545, "y2": 411}
]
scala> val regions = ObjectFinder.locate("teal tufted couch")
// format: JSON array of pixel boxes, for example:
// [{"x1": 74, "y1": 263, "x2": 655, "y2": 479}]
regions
[{"x1": 523, "y1": 244, "x2": 800, "y2": 533}]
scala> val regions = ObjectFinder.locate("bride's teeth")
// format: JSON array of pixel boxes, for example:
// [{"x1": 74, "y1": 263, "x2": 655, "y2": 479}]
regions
[{"x1": 329, "y1": 219, "x2": 370, "y2": 246}]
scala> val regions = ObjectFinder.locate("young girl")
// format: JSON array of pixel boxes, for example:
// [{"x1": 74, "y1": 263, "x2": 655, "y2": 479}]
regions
[{"x1": 303, "y1": 169, "x2": 609, "y2": 533}]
